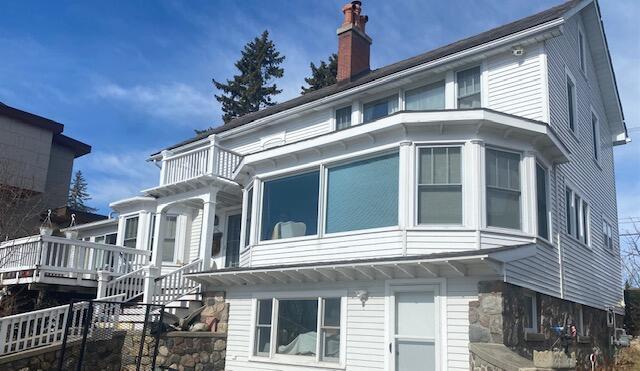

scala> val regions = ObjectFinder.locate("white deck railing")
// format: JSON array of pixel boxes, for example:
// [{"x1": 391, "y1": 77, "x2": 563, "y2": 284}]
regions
[
  {"x1": 153, "y1": 259, "x2": 203, "y2": 304},
  {"x1": 162, "y1": 144, "x2": 241, "y2": 185},
  {"x1": 0, "y1": 301, "x2": 88, "y2": 355},
  {"x1": 103, "y1": 268, "x2": 146, "y2": 302},
  {"x1": 0, "y1": 235, "x2": 151, "y2": 282}
]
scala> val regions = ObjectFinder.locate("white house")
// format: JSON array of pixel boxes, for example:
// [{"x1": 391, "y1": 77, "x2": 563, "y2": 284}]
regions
[{"x1": 0, "y1": 0, "x2": 630, "y2": 369}]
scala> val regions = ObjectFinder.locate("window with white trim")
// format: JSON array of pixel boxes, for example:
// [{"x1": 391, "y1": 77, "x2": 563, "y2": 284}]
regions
[
  {"x1": 123, "y1": 216, "x2": 139, "y2": 248},
  {"x1": 95, "y1": 233, "x2": 117, "y2": 245},
  {"x1": 536, "y1": 162, "x2": 549, "y2": 240},
  {"x1": 523, "y1": 293, "x2": 538, "y2": 333},
  {"x1": 578, "y1": 29, "x2": 586, "y2": 73},
  {"x1": 565, "y1": 187, "x2": 590, "y2": 246},
  {"x1": 335, "y1": 106, "x2": 352, "y2": 131},
  {"x1": 567, "y1": 75, "x2": 577, "y2": 132},
  {"x1": 486, "y1": 148, "x2": 521, "y2": 230},
  {"x1": 457, "y1": 66, "x2": 481, "y2": 108},
  {"x1": 417, "y1": 146, "x2": 462, "y2": 224},
  {"x1": 363, "y1": 94, "x2": 398, "y2": 123},
  {"x1": 244, "y1": 187, "x2": 253, "y2": 247},
  {"x1": 162, "y1": 215, "x2": 178, "y2": 262},
  {"x1": 603, "y1": 220, "x2": 613, "y2": 251},
  {"x1": 253, "y1": 297, "x2": 342, "y2": 363},
  {"x1": 591, "y1": 112, "x2": 600, "y2": 160},
  {"x1": 405, "y1": 80, "x2": 445, "y2": 111}
]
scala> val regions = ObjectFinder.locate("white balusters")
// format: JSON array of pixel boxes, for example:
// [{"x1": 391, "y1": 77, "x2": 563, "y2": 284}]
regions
[
  {"x1": 161, "y1": 144, "x2": 242, "y2": 185},
  {"x1": 152, "y1": 259, "x2": 203, "y2": 305}
]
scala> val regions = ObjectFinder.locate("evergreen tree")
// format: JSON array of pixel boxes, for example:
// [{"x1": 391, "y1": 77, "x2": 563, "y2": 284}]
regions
[
  {"x1": 67, "y1": 171, "x2": 97, "y2": 213},
  {"x1": 213, "y1": 30, "x2": 285, "y2": 123},
  {"x1": 301, "y1": 53, "x2": 338, "y2": 94}
]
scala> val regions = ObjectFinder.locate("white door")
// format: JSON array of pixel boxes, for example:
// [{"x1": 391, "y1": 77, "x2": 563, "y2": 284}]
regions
[{"x1": 390, "y1": 285, "x2": 439, "y2": 371}]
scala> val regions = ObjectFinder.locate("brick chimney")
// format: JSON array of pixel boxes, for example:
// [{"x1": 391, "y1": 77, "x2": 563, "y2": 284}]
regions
[{"x1": 337, "y1": 1, "x2": 371, "y2": 82}]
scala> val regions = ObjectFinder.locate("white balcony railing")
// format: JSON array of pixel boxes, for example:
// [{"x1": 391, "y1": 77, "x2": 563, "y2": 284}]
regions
[
  {"x1": 161, "y1": 144, "x2": 242, "y2": 186},
  {"x1": 0, "y1": 235, "x2": 151, "y2": 283}
]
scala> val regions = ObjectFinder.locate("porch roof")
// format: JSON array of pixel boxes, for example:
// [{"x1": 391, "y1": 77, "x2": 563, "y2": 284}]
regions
[{"x1": 185, "y1": 244, "x2": 537, "y2": 287}]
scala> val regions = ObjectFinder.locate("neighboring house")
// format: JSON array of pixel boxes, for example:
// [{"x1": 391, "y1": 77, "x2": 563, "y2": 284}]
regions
[
  {"x1": 0, "y1": 0, "x2": 630, "y2": 369},
  {"x1": 0, "y1": 102, "x2": 92, "y2": 238}
]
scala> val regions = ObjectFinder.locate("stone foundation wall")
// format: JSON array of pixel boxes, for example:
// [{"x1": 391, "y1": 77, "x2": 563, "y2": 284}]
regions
[
  {"x1": 155, "y1": 332, "x2": 226, "y2": 371},
  {"x1": 470, "y1": 281, "x2": 616, "y2": 370}
]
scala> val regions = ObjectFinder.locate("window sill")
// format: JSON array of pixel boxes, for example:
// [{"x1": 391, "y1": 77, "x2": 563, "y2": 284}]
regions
[
  {"x1": 258, "y1": 234, "x2": 320, "y2": 245},
  {"x1": 248, "y1": 356, "x2": 345, "y2": 370},
  {"x1": 409, "y1": 225, "x2": 472, "y2": 232},
  {"x1": 535, "y1": 237, "x2": 555, "y2": 249},
  {"x1": 567, "y1": 128, "x2": 579, "y2": 142},
  {"x1": 592, "y1": 158, "x2": 602, "y2": 171},
  {"x1": 566, "y1": 233, "x2": 591, "y2": 250},
  {"x1": 482, "y1": 227, "x2": 532, "y2": 239}
]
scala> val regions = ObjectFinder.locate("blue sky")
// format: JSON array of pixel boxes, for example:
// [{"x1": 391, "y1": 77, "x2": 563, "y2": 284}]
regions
[{"x1": 0, "y1": 0, "x2": 638, "y2": 228}]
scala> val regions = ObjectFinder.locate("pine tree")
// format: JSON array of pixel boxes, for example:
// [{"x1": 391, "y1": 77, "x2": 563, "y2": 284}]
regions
[
  {"x1": 67, "y1": 170, "x2": 97, "y2": 213},
  {"x1": 301, "y1": 54, "x2": 338, "y2": 95},
  {"x1": 213, "y1": 30, "x2": 285, "y2": 123}
]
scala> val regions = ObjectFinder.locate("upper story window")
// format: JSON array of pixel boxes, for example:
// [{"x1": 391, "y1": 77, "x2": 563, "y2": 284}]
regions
[
  {"x1": 335, "y1": 106, "x2": 352, "y2": 131},
  {"x1": 486, "y1": 148, "x2": 521, "y2": 230},
  {"x1": 326, "y1": 153, "x2": 399, "y2": 233},
  {"x1": 536, "y1": 163, "x2": 549, "y2": 240},
  {"x1": 162, "y1": 215, "x2": 178, "y2": 262},
  {"x1": 457, "y1": 66, "x2": 481, "y2": 108},
  {"x1": 566, "y1": 187, "x2": 590, "y2": 246},
  {"x1": 417, "y1": 146, "x2": 462, "y2": 224},
  {"x1": 363, "y1": 94, "x2": 398, "y2": 123},
  {"x1": 566, "y1": 75, "x2": 577, "y2": 132},
  {"x1": 244, "y1": 187, "x2": 253, "y2": 247},
  {"x1": 261, "y1": 171, "x2": 320, "y2": 241},
  {"x1": 123, "y1": 216, "x2": 139, "y2": 248},
  {"x1": 578, "y1": 29, "x2": 586, "y2": 73},
  {"x1": 405, "y1": 81, "x2": 445, "y2": 111},
  {"x1": 591, "y1": 112, "x2": 600, "y2": 160},
  {"x1": 603, "y1": 220, "x2": 613, "y2": 251}
]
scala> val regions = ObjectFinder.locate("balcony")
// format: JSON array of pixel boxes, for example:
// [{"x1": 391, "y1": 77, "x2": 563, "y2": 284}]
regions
[
  {"x1": 0, "y1": 235, "x2": 151, "y2": 287},
  {"x1": 161, "y1": 144, "x2": 242, "y2": 186}
]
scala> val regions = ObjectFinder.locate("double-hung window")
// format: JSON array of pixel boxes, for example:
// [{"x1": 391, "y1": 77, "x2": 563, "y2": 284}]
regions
[
  {"x1": 566, "y1": 187, "x2": 590, "y2": 245},
  {"x1": 567, "y1": 76, "x2": 577, "y2": 132},
  {"x1": 405, "y1": 81, "x2": 445, "y2": 111},
  {"x1": 254, "y1": 297, "x2": 342, "y2": 363},
  {"x1": 261, "y1": 171, "x2": 320, "y2": 241},
  {"x1": 123, "y1": 216, "x2": 139, "y2": 248},
  {"x1": 162, "y1": 215, "x2": 178, "y2": 262},
  {"x1": 603, "y1": 220, "x2": 613, "y2": 251},
  {"x1": 417, "y1": 147, "x2": 462, "y2": 224},
  {"x1": 335, "y1": 106, "x2": 352, "y2": 131},
  {"x1": 457, "y1": 66, "x2": 481, "y2": 108},
  {"x1": 244, "y1": 187, "x2": 253, "y2": 247},
  {"x1": 578, "y1": 30, "x2": 586, "y2": 73},
  {"x1": 363, "y1": 94, "x2": 398, "y2": 123},
  {"x1": 536, "y1": 163, "x2": 549, "y2": 240},
  {"x1": 486, "y1": 149, "x2": 521, "y2": 230},
  {"x1": 591, "y1": 113, "x2": 600, "y2": 160},
  {"x1": 326, "y1": 153, "x2": 399, "y2": 233}
]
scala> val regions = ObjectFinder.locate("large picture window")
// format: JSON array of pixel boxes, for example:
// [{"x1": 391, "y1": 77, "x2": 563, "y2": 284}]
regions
[
  {"x1": 261, "y1": 171, "x2": 320, "y2": 241},
  {"x1": 405, "y1": 81, "x2": 445, "y2": 111},
  {"x1": 457, "y1": 66, "x2": 481, "y2": 108},
  {"x1": 536, "y1": 163, "x2": 549, "y2": 240},
  {"x1": 486, "y1": 149, "x2": 521, "y2": 229},
  {"x1": 363, "y1": 94, "x2": 398, "y2": 123},
  {"x1": 417, "y1": 147, "x2": 462, "y2": 224},
  {"x1": 254, "y1": 297, "x2": 342, "y2": 363},
  {"x1": 123, "y1": 216, "x2": 139, "y2": 248},
  {"x1": 326, "y1": 153, "x2": 399, "y2": 233}
]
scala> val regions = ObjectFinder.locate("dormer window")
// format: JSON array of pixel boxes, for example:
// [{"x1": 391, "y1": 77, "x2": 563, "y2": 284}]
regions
[
  {"x1": 457, "y1": 66, "x2": 481, "y2": 108},
  {"x1": 405, "y1": 80, "x2": 445, "y2": 111},
  {"x1": 335, "y1": 106, "x2": 352, "y2": 131},
  {"x1": 363, "y1": 94, "x2": 398, "y2": 123}
]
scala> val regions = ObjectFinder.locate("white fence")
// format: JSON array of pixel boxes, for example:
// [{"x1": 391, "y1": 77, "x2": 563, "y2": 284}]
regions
[
  {"x1": 153, "y1": 259, "x2": 203, "y2": 304},
  {"x1": 0, "y1": 235, "x2": 151, "y2": 284},
  {"x1": 102, "y1": 268, "x2": 146, "y2": 302},
  {"x1": 162, "y1": 144, "x2": 241, "y2": 185}
]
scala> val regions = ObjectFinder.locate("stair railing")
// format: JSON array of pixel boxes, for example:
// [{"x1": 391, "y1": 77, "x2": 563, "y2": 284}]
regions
[
  {"x1": 153, "y1": 259, "x2": 203, "y2": 305},
  {"x1": 102, "y1": 268, "x2": 146, "y2": 302}
]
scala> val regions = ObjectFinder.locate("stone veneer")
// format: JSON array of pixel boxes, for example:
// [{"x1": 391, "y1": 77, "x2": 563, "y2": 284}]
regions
[
  {"x1": 154, "y1": 332, "x2": 227, "y2": 371},
  {"x1": 469, "y1": 281, "x2": 617, "y2": 370}
]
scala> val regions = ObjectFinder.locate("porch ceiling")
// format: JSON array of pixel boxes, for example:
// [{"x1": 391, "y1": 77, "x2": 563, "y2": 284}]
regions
[
  {"x1": 143, "y1": 175, "x2": 242, "y2": 207},
  {"x1": 186, "y1": 244, "x2": 536, "y2": 287}
]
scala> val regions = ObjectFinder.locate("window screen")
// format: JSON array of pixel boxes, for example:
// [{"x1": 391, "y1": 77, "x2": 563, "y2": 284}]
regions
[
  {"x1": 405, "y1": 81, "x2": 445, "y2": 111},
  {"x1": 486, "y1": 149, "x2": 521, "y2": 229},
  {"x1": 276, "y1": 299, "x2": 318, "y2": 356},
  {"x1": 261, "y1": 171, "x2": 319, "y2": 240},
  {"x1": 326, "y1": 153, "x2": 399, "y2": 233},
  {"x1": 457, "y1": 67, "x2": 481, "y2": 108},
  {"x1": 335, "y1": 106, "x2": 352, "y2": 130},
  {"x1": 418, "y1": 147, "x2": 462, "y2": 224}
]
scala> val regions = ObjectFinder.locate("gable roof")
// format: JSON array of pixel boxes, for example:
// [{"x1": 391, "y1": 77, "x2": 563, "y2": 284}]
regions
[{"x1": 158, "y1": 0, "x2": 627, "y2": 154}]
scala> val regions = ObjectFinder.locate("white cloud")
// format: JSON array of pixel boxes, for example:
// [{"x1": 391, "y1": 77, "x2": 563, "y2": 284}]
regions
[{"x1": 96, "y1": 82, "x2": 215, "y2": 125}]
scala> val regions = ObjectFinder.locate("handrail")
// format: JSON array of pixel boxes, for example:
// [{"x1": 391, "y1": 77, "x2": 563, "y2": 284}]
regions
[
  {"x1": 153, "y1": 259, "x2": 202, "y2": 304},
  {"x1": 42, "y1": 235, "x2": 151, "y2": 256},
  {"x1": 103, "y1": 268, "x2": 146, "y2": 302}
]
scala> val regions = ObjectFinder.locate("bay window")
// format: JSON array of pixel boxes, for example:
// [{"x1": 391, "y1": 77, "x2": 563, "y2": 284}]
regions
[
  {"x1": 405, "y1": 81, "x2": 445, "y2": 111},
  {"x1": 325, "y1": 153, "x2": 399, "y2": 233},
  {"x1": 486, "y1": 149, "x2": 521, "y2": 229},
  {"x1": 123, "y1": 216, "x2": 139, "y2": 248},
  {"x1": 254, "y1": 296, "x2": 342, "y2": 363},
  {"x1": 457, "y1": 66, "x2": 481, "y2": 108},
  {"x1": 363, "y1": 94, "x2": 398, "y2": 123},
  {"x1": 536, "y1": 163, "x2": 549, "y2": 240},
  {"x1": 261, "y1": 171, "x2": 320, "y2": 241},
  {"x1": 417, "y1": 147, "x2": 462, "y2": 224}
]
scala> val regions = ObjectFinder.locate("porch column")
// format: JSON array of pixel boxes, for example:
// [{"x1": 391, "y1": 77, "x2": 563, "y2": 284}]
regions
[
  {"x1": 142, "y1": 265, "x2": 160, "y2": 304},
  {"x1": 200, "y1": 199, "x2": 217, "y2": 270},
  {"x1": 150, "y1": 211, "x2": 167, "y2": 268}
]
